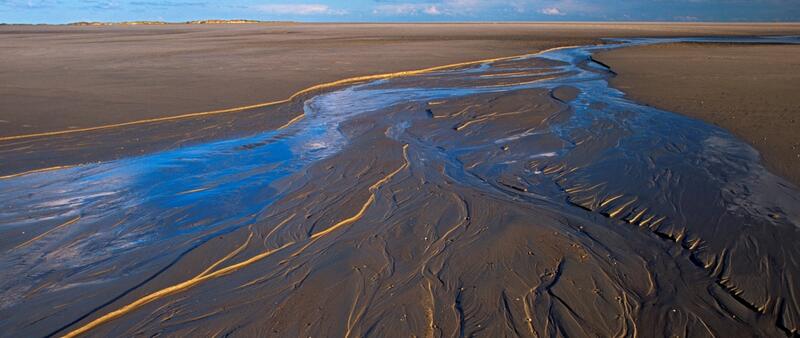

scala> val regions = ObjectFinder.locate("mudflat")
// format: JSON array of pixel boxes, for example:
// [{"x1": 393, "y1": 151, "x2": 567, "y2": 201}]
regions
[
  {"x1": 595, "y1": 43, "x2": 800, "y2": 186},
  {"x1": 4, "y1": 37, "x2": 800, "y2": 337},
  {"x1": 2, "y1": 29, "x2": 800, "y2": 337},
  {"x1": 3, "y1": 23, "x2": 800, "y2": 175},
  {"x1": 2, "y1": 23, "x2": 800, "y2": 138}
]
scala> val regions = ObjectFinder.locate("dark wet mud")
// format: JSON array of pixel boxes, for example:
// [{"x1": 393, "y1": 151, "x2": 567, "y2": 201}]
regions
[{"x1": 1, "y1": 37, "x2": 799, "y2": 337}]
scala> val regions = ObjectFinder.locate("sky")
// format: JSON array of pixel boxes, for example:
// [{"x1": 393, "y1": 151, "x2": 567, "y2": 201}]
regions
[{"x1": 1, "y1": 0, "x2": 799, "y2": 24}]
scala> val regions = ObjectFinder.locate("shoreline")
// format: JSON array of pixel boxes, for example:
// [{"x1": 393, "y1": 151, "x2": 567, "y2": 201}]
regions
[
  {"x1": 0, "y1": 48, "x2": 560, "y2": 142},
  {"x1": 5, "y1": 21, "x2": 800, "y2": 26},
  {"x1": 0, "y1": 47, "x2": 569, "y2": 178},
  {"x1": 3, "y1": 36, "x2": 799, "y2": 337},
  {"x1": 595, "y1": 42, "x2": 800, "y2": 186},
  {"x1": 3, "y1": 24, "x2": 800, "y2": 177},
  {"x1": 4, "y1": 23, "x2": 800, "y2": 137}
]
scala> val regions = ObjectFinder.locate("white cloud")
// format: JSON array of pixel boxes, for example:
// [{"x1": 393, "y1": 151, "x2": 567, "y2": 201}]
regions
[
  {"x1": 373, "y1": 4, "x2": 419, "y2": 15},
  {"x1": 423, "y1": 5, "x2": 441, "y2": 15},
  {"x1": 673, "y1": 15, "x2": 699, "y2": 21},
  {"x1": 373, "y1": 3, "x2": 443, "y2": 15},
  {"x1": 372, "y1": 0, "x2": 488, "y2": 16},
  {"x1": 254, "y1": 4, "x2": 345, "y2": 15},
  {"x1": 369, "y1": 0, "x2": 595, "y2": 17},
  {"x1": 539, "y1": 7, "x2": 565, "y2": 16}
]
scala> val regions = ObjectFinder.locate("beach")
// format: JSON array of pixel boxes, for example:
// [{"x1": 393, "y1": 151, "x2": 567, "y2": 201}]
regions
[
  {"x1": 1, "y1": 24, "x2": 800, "y2": 337},
  {"x1": 595, "y1": 42, "x2": 800, "y2": 186},
  {"x1": 3, "y1": 23, "x2": 800, "y2": 175}
]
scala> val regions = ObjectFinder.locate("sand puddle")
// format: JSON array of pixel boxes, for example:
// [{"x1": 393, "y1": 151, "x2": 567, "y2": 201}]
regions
[{"x1": 1, "y1": 36, "x2": 799, "y2": 336}]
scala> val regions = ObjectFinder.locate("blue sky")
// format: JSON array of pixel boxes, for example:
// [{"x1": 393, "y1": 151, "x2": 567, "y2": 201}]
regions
[{"x1": 1, "y1": 0, "x2": 799, "y2": 24}]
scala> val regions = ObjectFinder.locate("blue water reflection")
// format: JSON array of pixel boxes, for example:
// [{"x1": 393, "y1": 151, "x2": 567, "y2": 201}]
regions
[{"x1": 1, "y1": 36, "x2": 798, "y2": 314}]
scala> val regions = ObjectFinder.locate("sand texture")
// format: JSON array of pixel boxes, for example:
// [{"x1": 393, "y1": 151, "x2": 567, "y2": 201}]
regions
[
  {"x1": 595, "y1": 42, "x2": 800, "y2": 186},
  {"x1": 3, "y1": 23, "x2": 800, "y2": 175},
  {"x1": 1, "y1": 27, "x2": 800, "y2": 337}
]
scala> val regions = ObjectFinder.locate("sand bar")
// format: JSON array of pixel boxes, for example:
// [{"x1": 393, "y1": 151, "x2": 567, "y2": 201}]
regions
[{"x1": 595, "y1": 42, "x2": 800, "y2": 185}]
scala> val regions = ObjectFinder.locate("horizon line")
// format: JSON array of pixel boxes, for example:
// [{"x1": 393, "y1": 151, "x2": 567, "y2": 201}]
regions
[{"x1": 3, "y1": 20, "x2": 800, "y2": 26}]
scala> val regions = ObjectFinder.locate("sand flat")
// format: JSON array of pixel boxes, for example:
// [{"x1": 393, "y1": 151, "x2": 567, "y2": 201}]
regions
[
  {"x1": 2, "y1": 35, "x2": 800, "y2": 337},
  {"x1": 595, "y1": 42, "x2": 800, "y2": 185},
  {"x1": 2, "y1": 23, "x2": 800, "y2": 138},
  {"x1": 3, "y1": 23, "x2": 800, "y2": 176}
]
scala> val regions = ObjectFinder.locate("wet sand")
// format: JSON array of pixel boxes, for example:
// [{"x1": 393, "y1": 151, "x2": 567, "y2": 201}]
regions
[
  {"x1": 595, "y1": 42, "x2": 800, "y2": 186},
  {"x1": 3, "y1": 23, "x2": 800, "y2": 176},
  {"x1": 2, "y1": 36, "x2": 800, "y2": 337},
  {"x1": 1, "y1": 28, "x2": 800, "y2": 337}
]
